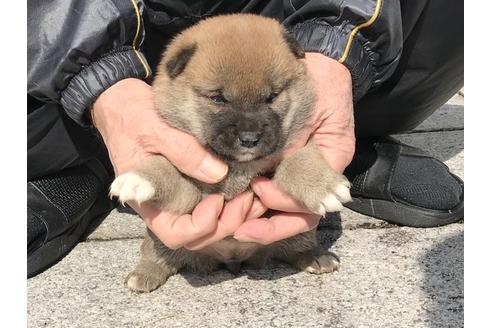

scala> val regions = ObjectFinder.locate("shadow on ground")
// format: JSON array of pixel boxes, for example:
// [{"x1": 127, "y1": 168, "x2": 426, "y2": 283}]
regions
[
  {"x1": 117, "y1": 205, "x2": 137, "y2": 214},
  {"x1": 395, "y1": 126, "x2": 463, "y2": 163},
  {"x1": 420, "y1": 231, "x2": 464, "y2": 328}
]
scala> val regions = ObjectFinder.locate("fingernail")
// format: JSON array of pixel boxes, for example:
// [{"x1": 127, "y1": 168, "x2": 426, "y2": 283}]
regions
[
  {"x1": 215, "y1": 194, "x2": 225, "y2": 215},
  {"x1": 233, "y1": 234, "x2": 257, "y2": 243},
  {"x1": 251, "y1": 181, "x2": 262, "y2": 197},
  {"x1": 242, "y1": 192, "x2": 254, "y2": 216},
  {"x1": 200, "y1": 154, "x2": 228, "y2": 182},
  {"x1": 247, "y1": 198, "x2": 266, "y2": 219}
]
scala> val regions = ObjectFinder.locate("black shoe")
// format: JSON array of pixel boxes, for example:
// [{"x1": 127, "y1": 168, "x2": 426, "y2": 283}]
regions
[
  {"x1": 27, "y1": 159, "x2": 116, "y2": 278},
  {"x1": 343, "y1": 137, "x2": 464, "y2": 227}
]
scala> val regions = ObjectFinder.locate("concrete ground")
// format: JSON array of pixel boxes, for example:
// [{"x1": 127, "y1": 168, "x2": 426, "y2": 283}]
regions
[{"x1": 27, "y1": 93, "x2": 464, "y2": 328}]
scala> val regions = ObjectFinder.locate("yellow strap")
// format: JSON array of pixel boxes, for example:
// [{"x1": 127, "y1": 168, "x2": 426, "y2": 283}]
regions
[
  {"x1": 339, "y1": 0, "x2": 383, "y2": 63},
  {"x1": 130, "y1": 0, "x2": 150, "y2": 78}
]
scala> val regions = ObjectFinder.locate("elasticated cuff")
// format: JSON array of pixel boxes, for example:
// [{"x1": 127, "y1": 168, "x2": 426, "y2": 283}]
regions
[
  {"x1": 60, "y1": 48, "x2": 151, "y2": 126},
  {"x1": 291, "y1": 20, "x2": 375, "y2": 102}
]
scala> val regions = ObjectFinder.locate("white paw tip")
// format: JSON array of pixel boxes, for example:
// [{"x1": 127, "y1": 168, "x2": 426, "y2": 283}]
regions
[
  {"x1": 126, "y1": 275, "x2": 139, "y2": 290},
  {"x1": 334, "y1": 183, "x2": 352, "y2": 203},
  {"x1": 109, "y1": 172, "x2": 155, "y2": 205},
  {"x1": 321, "y1": 193, "x2": 344, "y2": 213},
  {"x1": 341, "y1": 179, "x2": 351, "y2": 188}
]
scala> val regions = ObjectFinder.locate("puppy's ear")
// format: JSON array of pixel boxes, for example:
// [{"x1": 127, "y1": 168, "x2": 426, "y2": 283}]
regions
[
  {"x1": 282, "y1": 31, "x2": 305, "y2": 59},
  {"x1": 165, "y1": 43, "x2": 197, "y2": 78}
]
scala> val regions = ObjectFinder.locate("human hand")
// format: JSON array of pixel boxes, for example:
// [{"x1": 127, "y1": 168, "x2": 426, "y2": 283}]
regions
[
  {"x1": 92, "y1": 78, "x2": 255, "y2": 249},
  {"x1": 233, "y1": 53, "x2": 355, "y2": 245}
]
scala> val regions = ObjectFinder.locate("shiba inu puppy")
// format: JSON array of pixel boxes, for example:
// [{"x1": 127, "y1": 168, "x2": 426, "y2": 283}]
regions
[{"x1": 110, "y1": 14, "x2": 351, "y2": 292}]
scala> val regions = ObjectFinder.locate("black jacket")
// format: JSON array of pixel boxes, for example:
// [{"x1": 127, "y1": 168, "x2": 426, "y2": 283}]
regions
[{"x1": 28, "y1": 0, "x2": 403, "y2": 126}]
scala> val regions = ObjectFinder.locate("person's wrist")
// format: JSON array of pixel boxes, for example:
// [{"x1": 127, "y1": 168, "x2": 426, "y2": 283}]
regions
[
  {"x1": 303, "y1": 52, "x2": 355, "y2": 173},
  {"x1": 304, "y1": 53, "x2": 352, "y2": 89},
  {"x1": 92, "y1": 78, "x2": 151, "y2": 134},
  {"x1": 92, "y1": 78, "x2": 149, "y2": 114}
]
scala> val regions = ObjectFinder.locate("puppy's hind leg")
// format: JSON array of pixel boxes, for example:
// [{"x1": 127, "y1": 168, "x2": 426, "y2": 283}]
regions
[
  {"x1": 126, "y1": 258, "x2": 179, "y2": 293},
  {"x1": 127, "y1": 231, "x2": 222, "y2": 292},
  {"x1": 288, "y1": 248, "x2": 340, "y2": 274},
  {"x1": 126, "y1": 231, "x2": 184, "y2": 293},
  {"x1": 272, "y1": 230, "x2": 340, "y2": 274}
]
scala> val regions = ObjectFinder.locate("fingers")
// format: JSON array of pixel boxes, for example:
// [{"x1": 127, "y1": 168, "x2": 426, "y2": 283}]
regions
[
  {"x1": 184, "y1": 192, "x2": 254, "y2": 251},
  {"x1": 246, "y1": 197, "x2": 269, "y2": 220},
  {"x1": 250, "y1": 177, "x2": 311, "y2": 213},
  {"x1": 154, "y1": 126, "x2": 228, "y2": 184},
  {"x1": 132, "y1": 194, "x2": 224, "y2": 249},
  {"x1": 233, "y1": 212, "x2": 321, "y2": 245},
  {"x1": 237, "y1": 177, "x2": 322, "y2": 245}
]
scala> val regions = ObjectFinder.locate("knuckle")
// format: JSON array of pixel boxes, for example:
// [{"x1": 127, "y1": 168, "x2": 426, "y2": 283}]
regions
[
  {"x1": 219, "y1": 218, "x2": 242, "y2": 237},
  {"x1": 223, "y1": 226, "x2": 237, "y2": 238},
  {"x1": 217, "y1": 227, "x2": 233, "y2": 241},
  {"x1": 257, "y1": 237, "x2": 274, "y2": 246},
  {"x1": 161, "y1": 237, "x2": 181, "y2": 250},
  {"x1": 189, "y1": 220, "x2": 217, "y2": 240},
  {"x1": 165, "y1": 242, "x2": 181, "y2": 250},
  {"x1": 184, "y1": 244, "x2": 201, "y2": 251},
  {"x1": 201, "y1": 221, "x2": 218, "y2": 236}
]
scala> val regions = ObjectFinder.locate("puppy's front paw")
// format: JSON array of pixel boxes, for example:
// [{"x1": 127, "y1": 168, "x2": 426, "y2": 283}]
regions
[
  {"x1": 110, "y1": 172, "x2": 155, "y2": 205},
  {"x1": 313, "y1": 179, "x2": 352, "y2": 215},
  {"x1": 289, "y1": 171, "x2": 351, "y2": 216},
  {"x1": 273, "y1": 144, "x2": 352, "y2": 216}
]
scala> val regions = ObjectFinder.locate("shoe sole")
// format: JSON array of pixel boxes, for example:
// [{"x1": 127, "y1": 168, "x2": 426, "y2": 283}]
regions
[{"x1": 344, "y1": 173, "x2": 464, "y2": 228}]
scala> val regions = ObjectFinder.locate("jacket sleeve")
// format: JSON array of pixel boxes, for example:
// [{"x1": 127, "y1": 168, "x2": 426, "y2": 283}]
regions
[
  {"x1": 27, "y1": 0, "x2": 151, "y2": 126},
  {"x1": 283, "y1": 0, "x2": 403, "y2": 102}
]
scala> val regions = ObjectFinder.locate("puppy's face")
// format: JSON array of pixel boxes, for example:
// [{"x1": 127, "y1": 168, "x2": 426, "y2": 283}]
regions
[{"x1": 154, "y1": 14, "x2": 315, "y2": 163}]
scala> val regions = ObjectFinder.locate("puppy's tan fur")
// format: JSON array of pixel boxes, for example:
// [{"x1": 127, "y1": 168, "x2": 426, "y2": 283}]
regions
[{"x1": 110, "y1": 14, "x2": 351, "y2": 293}]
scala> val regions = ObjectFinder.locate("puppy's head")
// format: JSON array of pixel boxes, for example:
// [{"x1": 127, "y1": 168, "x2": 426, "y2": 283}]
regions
[{"x1": 153, "y1": 14, "x2": 315, "y2": 163}]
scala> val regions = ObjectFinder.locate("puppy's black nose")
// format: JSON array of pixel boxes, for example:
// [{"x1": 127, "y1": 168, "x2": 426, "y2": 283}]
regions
[{"x1": 238, "y1": 131, "x2": 261, "y2": 148}]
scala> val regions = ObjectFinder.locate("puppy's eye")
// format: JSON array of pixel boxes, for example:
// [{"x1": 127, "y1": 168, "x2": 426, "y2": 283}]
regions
[
  {"x1": 266, "y1": 92, "x2": 279, "y2": 104},
  {"x1": 209, "y1": 94, "x2": 227, "y2": 105}
]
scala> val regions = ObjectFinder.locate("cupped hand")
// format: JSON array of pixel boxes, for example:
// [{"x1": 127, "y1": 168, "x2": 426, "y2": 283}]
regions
[
  {"x1": 92, "y1": 51, "x2": 356, "y2": 249},
  {"x1": 234, "y1": 53, "x2": 356, "y2": 245},
  {"x1": 92, "y1": 78, "x2": 254, "y2": 250},
  {"x1": 92, "y1": 78, "x2": 228, "y2": 181}
]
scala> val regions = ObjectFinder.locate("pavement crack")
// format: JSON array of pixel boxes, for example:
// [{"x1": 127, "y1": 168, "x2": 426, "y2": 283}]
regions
[
  {"x1": 83, "y1": 236, "x2": 144, "y2": 243},
  {"x1": 396, "y1": 127, "x2": 463, "y2": 134},
  {"x1": 346, "y1": 222, "x2": 399, "y2": 230},
  {"x1": 318, "y1": 222, "x2": 398, "y2": 231}
]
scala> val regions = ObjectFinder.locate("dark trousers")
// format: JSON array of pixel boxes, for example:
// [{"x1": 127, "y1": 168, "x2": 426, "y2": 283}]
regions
[
  {"x1": 354, "y1": 1, "x2": 463, "y2": 136},
  {"x1": 27, "y1": 1, "x2": 463, "y2": 180},
  {"x1": 27, "y1": 96, "x2": 111, "y2": 180}
]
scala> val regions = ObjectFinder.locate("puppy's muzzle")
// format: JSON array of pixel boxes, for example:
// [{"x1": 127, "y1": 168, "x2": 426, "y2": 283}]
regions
[
  {"x1": 238, "y1": 131, "x2": 261, "y2": 148},
  {"x1": 207, "y1": 109, "x2": 282, "y2": 161}
]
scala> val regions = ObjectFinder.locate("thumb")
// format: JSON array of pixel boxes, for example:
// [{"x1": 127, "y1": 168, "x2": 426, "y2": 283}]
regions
[{"x1": 157, "y1": 125, "x2": 229, "y2": 183}]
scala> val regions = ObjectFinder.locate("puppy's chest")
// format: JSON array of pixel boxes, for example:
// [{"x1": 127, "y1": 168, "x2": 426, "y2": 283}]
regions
[{"x1": 198, "y1": 160, "x2": 275, "y2": 200}]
